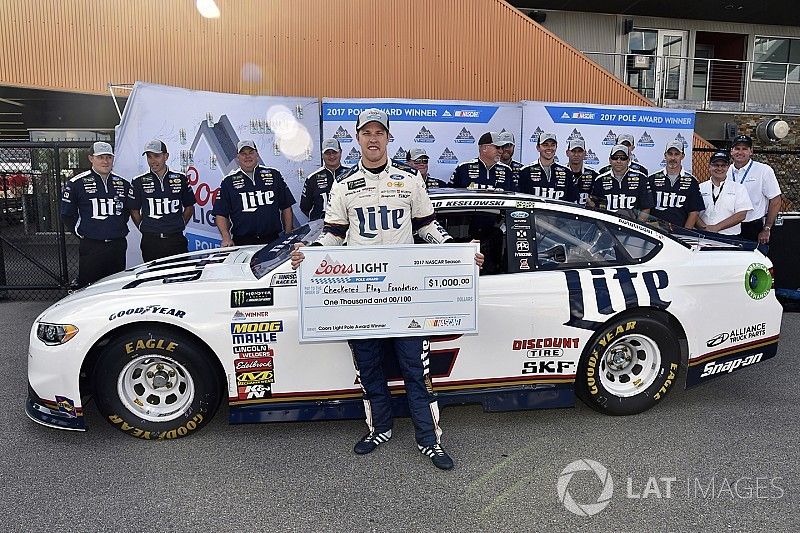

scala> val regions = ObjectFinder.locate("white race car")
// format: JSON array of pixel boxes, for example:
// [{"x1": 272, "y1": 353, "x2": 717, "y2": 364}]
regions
[{"x1": 27, "y1": 190, "x2": 782, "y2": 439}]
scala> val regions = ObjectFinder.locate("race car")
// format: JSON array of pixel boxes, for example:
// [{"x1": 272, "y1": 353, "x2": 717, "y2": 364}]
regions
[{"x1": 27, "y1": 189, "x2": 782, "y2": 439}]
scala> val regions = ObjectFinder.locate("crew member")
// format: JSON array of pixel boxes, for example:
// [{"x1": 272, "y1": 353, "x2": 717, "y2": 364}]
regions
[
  {"x1": 564, "y1": 139, "x2": 598, "y2": 207},
  {"x1": 727, "y1": 134, "x2": 782, "y2": 253},
  {"x1": 300, "y1": 138, "x2": 348, "y2": 221},
  {"x1": 450, "y1": 132, "x2": 514, "y2": 190},
  {"x1": 648, "y1": 141, "x2": 703, "y2": 229},
  {"x1": 60, "y1": 141, "x2": 133, "y2": 287},
  {"x1": 698, "y1": 151, "x2": 752, "y2": 236},
  {"x1": 289, "y1": 108, "x2": 484, "y2": 471},
  {"x1": 212, "y1": 140, "x2": 295, "y2": 246},
  {"x1": 498, "y1": 131, "x2": 523, "y2": 190},
  {"x1": 598, "y1": 133, "x2": 649, "y2": 176},
  {"x1": 590, "y1": 144, "x2": 653, "y2": 220},
  {"x1": 407, "y1": 148, "x2": 447, "y2": 189},
  {"x1": 518, "y1": 133, "x2": 577, "y2": 202},
  {"x1": 131, "y1": 139, "x2": 196, "y2": 261}
]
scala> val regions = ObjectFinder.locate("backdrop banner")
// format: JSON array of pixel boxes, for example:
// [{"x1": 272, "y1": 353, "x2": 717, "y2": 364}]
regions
[
  {"x1": 114, "y1": 82, "x2": 320, "y2": 264},
  {"x1": 520, "y1": 101, "x2": 695, "y2": 173},
  {"x1": 321, "y1": 98, "x2": 522, "y2": 183}
]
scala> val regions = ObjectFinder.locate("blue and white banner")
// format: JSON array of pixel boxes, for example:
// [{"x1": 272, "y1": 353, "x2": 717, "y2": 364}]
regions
[
  {"x1": 520, "y1": 101, "x2": 695, "y2": 173},
  {"x1": 322, "y1": 98, "x2": 522, "y2": 183},
  {"x1": 114, "y1": 82, "x2": 321, "y2": 264}
]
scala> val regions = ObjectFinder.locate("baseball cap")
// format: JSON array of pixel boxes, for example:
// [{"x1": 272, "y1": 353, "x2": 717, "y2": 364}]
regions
[
  {"x1": 478, "y1": 132, "x2": 504, "y2": 146},
  {"x1": 91, "y1": 141, "x2": 114, "y2": 156},
  {"x1": 664, "y1": 140, "x2": 684, "y2": 153},
  {"x1": 538, "y1": 132, "x2": 558, "y2": 145},
  {"x1": 408, "y1": 148, "x2": 429, "y2": 161},
  {"x1": 567, "y1": 139, "x2": 586, "y2": 151},
  {"x1": 610, "y1": 144, "x2": 630, "y2": 157},
  {"x1": 237, "y1": 140, "x2": 257, "y2": 152},
  {"x1": 497, "y1": 131, "x2": 516, "y2": 146},
  {"x1": 710, "y1": 151, "x2": 731, "y2": 164},
  {"x1": 617, "y1": 133, "x2": 635, "y2": 146},
  {"x1": 732, "y1": 134, "x2": 753, "y2": 147},
  {"x1": 355, "y1": 108, "x2": 390, "y2": 132},
  {"x1": 142, "y1": 139, "x2": 167, "y2": 155},
  {"x1": 321, "y1": 138, "x2": 341, "y2": 153}
]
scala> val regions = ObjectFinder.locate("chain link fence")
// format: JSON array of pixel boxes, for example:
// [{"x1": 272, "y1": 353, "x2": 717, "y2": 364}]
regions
[{"x1": 0, "y1": 142, "x2": 92, "y2": 299}]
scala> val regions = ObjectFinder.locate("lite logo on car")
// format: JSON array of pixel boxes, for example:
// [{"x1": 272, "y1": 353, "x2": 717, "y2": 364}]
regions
[{"x1": 700, "y1": 353, "x2": 763, "y2": 378}]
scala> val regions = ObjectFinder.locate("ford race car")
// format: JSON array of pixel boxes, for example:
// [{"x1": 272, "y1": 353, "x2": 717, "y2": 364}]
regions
[{"x1": 27, "y1": 190, "x2": 782, "y2": 439}]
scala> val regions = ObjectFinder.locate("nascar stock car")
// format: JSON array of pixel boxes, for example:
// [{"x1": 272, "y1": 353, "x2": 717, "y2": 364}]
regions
[{"x1": 27, "y1": 189, "x2": 782, "y2": 439}]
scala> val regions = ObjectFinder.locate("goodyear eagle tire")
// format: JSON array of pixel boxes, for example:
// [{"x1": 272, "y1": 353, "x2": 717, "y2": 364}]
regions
[
  {"x1": 93, "y1": 328, "x2": 222, "y2": 439},
  {"x1": 575, "y1": 315, "x2": 680, "y2": 416}
]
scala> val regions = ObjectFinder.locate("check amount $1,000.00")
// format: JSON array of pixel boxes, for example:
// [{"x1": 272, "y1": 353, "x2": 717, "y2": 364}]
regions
[{"x1": 425, "y1": 276, "x2": 473, "y2": 289}]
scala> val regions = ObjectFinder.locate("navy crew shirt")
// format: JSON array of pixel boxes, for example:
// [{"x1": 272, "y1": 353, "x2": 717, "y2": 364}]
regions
[
  {"x1": 60, "y1": 169, "x2": 133, "y2": 240},
  {"x1": 131, "y1": 168, "x2": 196, "y2": 233}
]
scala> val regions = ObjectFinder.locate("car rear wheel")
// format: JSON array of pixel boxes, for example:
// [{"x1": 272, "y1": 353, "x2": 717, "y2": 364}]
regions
[
  {"x1": 576, "y1": 315, "x2": 681, "y2": 415},
  {"x1": 93, "y1": 327, "x2": 222, "y2": 439}
]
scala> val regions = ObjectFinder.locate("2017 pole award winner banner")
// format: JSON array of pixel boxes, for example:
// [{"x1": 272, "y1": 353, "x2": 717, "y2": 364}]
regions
[
  {"x1": 114, "y1": 82, "x2": 321, "y2": 265},
  {"x1": 321, "y1": 98, "x2": 521, "y2": 183},
  {"x1": 520, "y1": 102, "x2": 695, "y2": 173}
]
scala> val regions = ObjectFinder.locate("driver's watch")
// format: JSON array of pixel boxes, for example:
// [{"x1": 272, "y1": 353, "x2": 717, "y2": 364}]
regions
[{"x1": 763, "y1": 225, "x2": 771, "y2": 232}]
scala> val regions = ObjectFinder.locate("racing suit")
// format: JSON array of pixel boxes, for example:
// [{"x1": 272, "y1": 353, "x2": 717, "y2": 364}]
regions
[{"x1": 314, "y1": 161, "x2": 451, "y2": 446}]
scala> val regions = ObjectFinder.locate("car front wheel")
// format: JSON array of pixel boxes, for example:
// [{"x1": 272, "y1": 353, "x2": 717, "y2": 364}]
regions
[
  {"x1": 93, "y1": 327, "x2": 223, "y2": 439},
  {"x1": 576, "y1": 315, "x2": 681, "y2": 415}
]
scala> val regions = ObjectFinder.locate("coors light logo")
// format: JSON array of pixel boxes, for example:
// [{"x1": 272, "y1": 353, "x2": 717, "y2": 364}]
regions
[{"x1": 313, "y1": 255, "x2": 389, "y2": 276}]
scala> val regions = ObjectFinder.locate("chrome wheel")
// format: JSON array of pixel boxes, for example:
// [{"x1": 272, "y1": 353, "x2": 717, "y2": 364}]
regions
[
  {"x1": 117, "y1": 355, "x2": 195, "y2": 422},
  {"x1": 597, "y1": 334, "x2": 662, "y2": 398}
]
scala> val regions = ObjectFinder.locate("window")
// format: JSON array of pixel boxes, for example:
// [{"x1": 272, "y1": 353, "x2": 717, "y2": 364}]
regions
[
  {"x1": 533, "y1": 211, "x2": 660, "y2": 269},
  {"x1": 753, "y1": 36, "x2": 800, "y2": 81},
  {"x1": 436, "y1": 209, "x2": 508, "y2": 275}
]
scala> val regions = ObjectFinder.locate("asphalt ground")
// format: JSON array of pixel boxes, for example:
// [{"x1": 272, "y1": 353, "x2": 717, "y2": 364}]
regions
[{"x1": 1, "y1": 300, "x2": 798, "y2": 533}]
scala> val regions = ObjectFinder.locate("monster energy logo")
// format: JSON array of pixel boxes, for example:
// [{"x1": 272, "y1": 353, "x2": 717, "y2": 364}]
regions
[{"x1": 231, "y1": 288, "x2": 274, "y2": 308}]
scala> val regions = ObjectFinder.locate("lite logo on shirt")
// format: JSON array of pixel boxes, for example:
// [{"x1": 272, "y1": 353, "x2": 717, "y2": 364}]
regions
[
  {"x1": 605, "y1": 195, "x2": 637, "y2": 211},
  {"x1": 240, "y1": 190, "x2": 275, "y2": 212},
  {"x1": 655, "y1": 192, "x2": 686, "y2": 210},
  {"x1": 355, "y1": 206, "x2": 404, "y2": 238},
  {"x1": 529, "y1": 187, "x2": 565, "y2": 200},
  {"x1": 147, "y1": 198, "x2": 182, "y2": 218},
  {"x1": 90, "y1": 198, "x2": 123, "y2": 219}
]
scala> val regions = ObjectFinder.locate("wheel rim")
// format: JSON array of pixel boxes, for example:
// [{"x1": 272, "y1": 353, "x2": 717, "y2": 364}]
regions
[
  {"x1": 597, "y1": 334, "x2": 662, "y2": 398},
  {"x1": 117, "y1": 355, "x2": 195, "y2": 422}
]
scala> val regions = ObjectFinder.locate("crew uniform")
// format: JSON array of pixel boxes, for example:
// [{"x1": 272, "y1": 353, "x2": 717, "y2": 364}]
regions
[
  {"x1": 131, "y1": 167, "x2": 195, "y2": 261},
  {"x1": 517, "y1": 161, "x2": 577, "y2": 202},
  {"x1": 300, "y1": 164, "x2": 348, "y2": 221},
  {"x1": 61, "y1": 158, "x2": 133, "y2": 287},
  {"x1": 590, "y1": 171, "x2": 654, "y2": 215},
  {"x1": 314, "y1": 159, "x2": 452, "y2": 450},
  {"x1": 598, "y1": 159, "x2": 649, "y2": 177},
  {"x1": 212, "y1": 165, "x2": 296, "y2": 245},
  {"x1": 451, "y1": 159, "x2": 515, "y2": 191},
  {"x1": 572, "y1": 167, "x2": 599, "y2": 207},
  {"x1": 648, "y1": 168, "x2": 704, "y2": 227}
]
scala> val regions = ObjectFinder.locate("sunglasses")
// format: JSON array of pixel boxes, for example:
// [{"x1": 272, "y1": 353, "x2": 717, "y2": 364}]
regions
[
  {"x1": 610, "y1": 155, "x2": 629, "y2": 161},
  {"x1": 414, "y1": 158, "x2": 430, "y2": 164}
]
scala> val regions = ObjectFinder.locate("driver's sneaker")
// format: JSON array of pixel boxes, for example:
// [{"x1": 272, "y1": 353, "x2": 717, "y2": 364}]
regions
[
  {"x1": 418, "y1": 443, "x2": 454, "y2": 470},
  {"x1": 353, "y1": 429, "x2": 392, "y2": 455}
]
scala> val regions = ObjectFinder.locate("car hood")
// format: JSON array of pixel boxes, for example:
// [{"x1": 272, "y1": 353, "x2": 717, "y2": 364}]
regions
[{"x1": 55, "y1": 247, "x2": 258, "y2": 305}]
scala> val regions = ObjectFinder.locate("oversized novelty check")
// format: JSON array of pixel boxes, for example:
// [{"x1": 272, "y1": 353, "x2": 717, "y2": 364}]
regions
[{"x1": 298, "y1": 243, "x2": 479, "y2": 342}]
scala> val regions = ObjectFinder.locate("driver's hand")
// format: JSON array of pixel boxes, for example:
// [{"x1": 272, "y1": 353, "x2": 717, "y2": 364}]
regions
[{"x1": 290, "y1": 242, "x2": 306, "y2": 270}]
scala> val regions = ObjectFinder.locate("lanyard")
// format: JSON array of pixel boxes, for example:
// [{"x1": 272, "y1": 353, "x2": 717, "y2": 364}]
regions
[
  {"x1": 734, "y1": 161, "x2": 753, "y2": 184},
  {"x1": 711, "y1": 180, "x2": 725, "y2": 205}
]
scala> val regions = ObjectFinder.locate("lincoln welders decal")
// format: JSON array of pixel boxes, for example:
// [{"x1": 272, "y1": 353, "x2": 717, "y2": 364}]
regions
[{"x1": 563, "y1": 268, "x2": 671, "y2": 330}]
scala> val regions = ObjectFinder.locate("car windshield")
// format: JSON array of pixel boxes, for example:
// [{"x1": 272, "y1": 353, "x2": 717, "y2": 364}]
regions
[{"x1": 250, "y1": 220, "x2": 324, "y2": 278}]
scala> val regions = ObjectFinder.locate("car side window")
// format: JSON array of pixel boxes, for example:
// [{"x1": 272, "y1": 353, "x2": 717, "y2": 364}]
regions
[
  {"x1": 533, "y1": 210, "x2": 660, "y2": 269},
  {"x1": 435, "y1": 209, "x2": 508, "y2": 275}
]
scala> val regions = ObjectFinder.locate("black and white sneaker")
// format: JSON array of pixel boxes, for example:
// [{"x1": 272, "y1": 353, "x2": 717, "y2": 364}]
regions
[
  {"x1": 418, "y1": 443, "x2": 454, "y2": 470},
  {"x1": 353, "y1": 429, "x2": 392, "y2": 455}
]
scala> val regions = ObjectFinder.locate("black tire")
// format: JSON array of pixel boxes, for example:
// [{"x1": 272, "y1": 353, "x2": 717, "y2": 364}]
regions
[
  {"x1": 575, "y1": 314, "x2": 681, "y2": 416},
  {"x1": 93, "y1": 327, "x2": 222, "y2": 439}
]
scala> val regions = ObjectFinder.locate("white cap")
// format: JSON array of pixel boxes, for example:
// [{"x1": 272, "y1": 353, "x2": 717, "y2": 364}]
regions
[
  {"x1": 538, "y1": 132, "x2": 558, "y2": 145},
  {"x1": 355, "y1": 108, "x2": 390, "y2": 132},
  {"x1": 617, "y1": 133, "x2": 635, "y2": 146},
  {"x1": 408, "y1": 148, "x2": 429, "y2": 161},
  {"x1": 610, "y1": 144, "x2": 630, "y2": 156},
  {"x1": 142, "y1": 139, "x2": 167, "y2": 155},
  {"x1": 567, "y1": 139, "x2": 585, "y2": 150},
  {"x1": 321, "y1": 138, "x2": 341, "y2": 153},
  {"x1": 664, "y1": 140, "x2": 684, "y2": 153},
  {"x1": 497, "y1": 131, "x2": 516, "y2": 146},
  {"x1": 237, "y1": 140, "x2": 257, "y2": 152},
  {"x1": 91, "y1": 141, "x2": 114, "y2": 156}
]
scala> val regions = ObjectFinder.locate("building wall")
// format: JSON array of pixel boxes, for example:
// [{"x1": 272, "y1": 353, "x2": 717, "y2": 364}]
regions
[{"x1": 0, "y1": 0, "x2": 652, "y2": 107}]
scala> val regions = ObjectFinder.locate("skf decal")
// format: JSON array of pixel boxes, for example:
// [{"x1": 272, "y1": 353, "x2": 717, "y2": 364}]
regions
[
  {"x1": 522, "y1": 360, "x2": 575, "y2": 374},
  {"x1": 564, "y1": 268, "x2": 670, "y2": 330}
]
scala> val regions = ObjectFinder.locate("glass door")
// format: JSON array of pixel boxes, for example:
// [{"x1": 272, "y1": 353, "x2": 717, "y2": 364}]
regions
[
  {"x1": 627, "y1": 29, "x2": 688, "y2": 102},
  {"x1": 658, "y1": 30, "x2": 688, "y2": 100}
]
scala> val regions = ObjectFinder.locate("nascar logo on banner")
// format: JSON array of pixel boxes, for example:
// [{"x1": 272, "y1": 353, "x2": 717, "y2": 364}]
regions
[
  {"x1": 321, "y1": 98, "x2": 522, "y2": 184},
  {"x1": 114, "y1": 82, "x2": 321, "y2": 263},
  {"x1": 520, "y1": 101, "x2": 695, "y2": 173}
]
